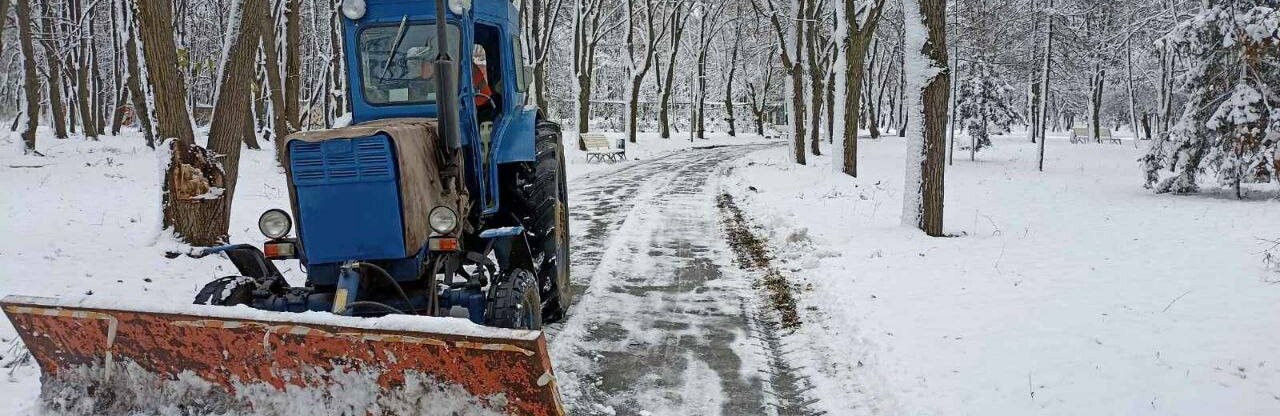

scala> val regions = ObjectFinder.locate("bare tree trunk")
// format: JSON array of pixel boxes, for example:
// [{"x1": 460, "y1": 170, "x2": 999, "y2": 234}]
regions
[
  {"x1": 92, "y1": 19, "x2": 107, "y2": 135},
  {"x1": 1157, "y1": 42, "x2": 1173, "y2": 140},
  {"x1": 260, "y1": 9, "x2": 291, "y2": 164},
  {"x1": 867, "y1": 41, "x2": 884, "y2": 139},
  {"x1": 0, "y1": 0, "x2": 9, "y2": 55},
  {"x1": 901, "y1": 0, "x2": 948, "y2": 237},
  {"x1": 947, "y1": 38, "x2": 958, "y2": 165},
  {"x1": 694, "y1": 8, "x2": 711, "y2": 140},
  {"x1": 746, "y1": 59, "x2": 773, "y2": 137},
  {"x1": 134, "y1": 0, "x2": 193, "y2": 144},
  {"x1": 572, "y1": 0, "x2": 607, "y2": 144},
  {"x1": 113, "y1": 3, "x2": 126, "y2": 116},
  {"x1": 751, "y1": 0, "x2": 806, "y2": 164},
  {"x1": 136, "y1": 0, "x2": 227, "y2": 244},
  {"x1": 1036, "y1": 0, "x2": 1054, "y2": 171},
  {"x1": 328, "y1": 0, "x2": 345, "y2": 118},
  {"x1": 242, "y1": 99, "x2": 261, "y2": 149},
  {"x1": 39, "y1": 0, "x2": 68, "y2": 139},
  {"x1": 123, "y1": 4, "x2": 156, "y2": 147},
  {"x1": 74, "y1": 0, "x2": 99, "y2": 139},
  {"x1": 16, "y1": 0, "x2": 41, "y2": 153},
  {"x1": 658, "y1": 2, "x2": 687, "y2": 139},
  {"x1": 525, "y1": 0, "x2": 564, "y2": 113},
  {"x1": 840, "y1": 0, "x2": 884, "y2": 176},
  {"x1": 1125, "y1": 37, "x2": 1139, "y2": 147},
  {"x1": 284, "y1": 0, "x2": 301, "y2": 127},
  {"x1": 804, "y1": 0, "x2": 822, "y2": 156},
  {"x1": 725, "y1": 15, "x2": 741, "y2": 137},
  {"x1": 1090, "y1": 64, "x2": 1104, "y2": 143},
  {"x1": 625, "y1": 0, "x2": 659, "y2": 143},
  {"x1": 181, "y1": 0, "x2": 266, "y2": 244}
]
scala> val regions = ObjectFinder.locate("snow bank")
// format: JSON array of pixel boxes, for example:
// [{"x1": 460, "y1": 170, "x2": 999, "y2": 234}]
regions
[{"x1": 724, "y1": 132, "x2": 1280, "y2": 415}]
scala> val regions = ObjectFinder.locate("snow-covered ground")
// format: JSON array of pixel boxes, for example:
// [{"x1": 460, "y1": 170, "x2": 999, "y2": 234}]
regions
[
  {"x1": 4, "y1": 125, "x2": 1277, "y2": 415},
  {"x1": 723, "y1": 132, "x2": 1280, "y2": 415},
  {"x1": 0, "y1": 126, "x2": 767, "y2": 415}
]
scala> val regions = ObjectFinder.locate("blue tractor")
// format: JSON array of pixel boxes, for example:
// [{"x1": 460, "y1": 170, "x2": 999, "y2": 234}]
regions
[
  {"x1": 0, "y1": 0, "x2": 572, "y2": 412},
  {"x1": 194, "y1": 0, "x2": 572, "y2": 330}
]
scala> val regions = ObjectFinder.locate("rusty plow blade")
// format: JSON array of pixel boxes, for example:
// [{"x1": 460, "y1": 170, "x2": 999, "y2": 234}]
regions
[{"x1": 1, "y1": 295, "x2": 564, "y2": 415}]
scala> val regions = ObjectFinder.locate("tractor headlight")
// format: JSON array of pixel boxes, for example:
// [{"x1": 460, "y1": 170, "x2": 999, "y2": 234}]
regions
[
  {"x1": 258, "y1": 209, "x2": 293, "y2": 239},
  {"x1": 429, "y1": 206, "x2": 458, "y2": 234},
  {"x1": 340, "y1": 0, "x2": 366, "y2": 20}
]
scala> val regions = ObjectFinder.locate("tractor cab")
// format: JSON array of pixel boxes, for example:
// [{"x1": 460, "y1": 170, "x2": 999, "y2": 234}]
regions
[{"x1": 342, "y1": 0, "x2": 537, "y2": 215}]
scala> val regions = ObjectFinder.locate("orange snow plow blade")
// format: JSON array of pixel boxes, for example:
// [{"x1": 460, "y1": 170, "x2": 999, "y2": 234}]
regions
[{"x1": 2, "y1": 295, "x2": 563, "y2": 415}]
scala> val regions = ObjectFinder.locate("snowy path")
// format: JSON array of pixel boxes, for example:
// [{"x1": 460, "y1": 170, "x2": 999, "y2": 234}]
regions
[{"x1": 548, "y1": 143, "x2": 819, "y2": 416}]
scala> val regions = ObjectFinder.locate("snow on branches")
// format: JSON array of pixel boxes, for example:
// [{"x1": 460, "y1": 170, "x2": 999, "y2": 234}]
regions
[
  {"x1": 1142, "y1": 2, "x2": 1279, "y2": 196},
  {"x1": 955, "y1": 61, "x2": 1021, "y2": 152}
]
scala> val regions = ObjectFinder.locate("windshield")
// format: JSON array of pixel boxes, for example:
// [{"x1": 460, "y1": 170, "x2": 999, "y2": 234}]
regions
[{"x1": 359, "y1": 22, "x2": 461, "y2": 105}]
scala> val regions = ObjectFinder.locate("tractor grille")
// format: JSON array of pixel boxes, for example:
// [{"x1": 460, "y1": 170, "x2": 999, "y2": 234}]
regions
[{"x1": 290, "y1": 135, "x2": 395, "y2": 185}]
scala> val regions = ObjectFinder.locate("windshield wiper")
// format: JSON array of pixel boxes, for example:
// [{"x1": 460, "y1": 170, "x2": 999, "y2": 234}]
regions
[{"x1": 380, "y1": 15, "x2": 409, "y2": 79}]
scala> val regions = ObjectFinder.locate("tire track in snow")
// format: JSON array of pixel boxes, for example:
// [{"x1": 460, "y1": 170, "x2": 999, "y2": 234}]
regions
[{"x1": 548, "y1": 144, "x2": 820, "y2": 415}]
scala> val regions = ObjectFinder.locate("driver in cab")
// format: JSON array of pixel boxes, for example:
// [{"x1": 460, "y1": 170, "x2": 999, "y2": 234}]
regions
[{"x1": 407, "y1": 44, "x2": 495, "y2": 119}]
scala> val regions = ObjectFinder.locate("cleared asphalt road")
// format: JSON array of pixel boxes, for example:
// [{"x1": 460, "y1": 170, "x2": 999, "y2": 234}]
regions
[{"x1": 547, "y1": 143, "x2": 822, "y2": 416}]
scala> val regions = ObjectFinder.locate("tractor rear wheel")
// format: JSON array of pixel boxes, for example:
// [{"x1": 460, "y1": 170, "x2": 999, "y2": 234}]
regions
[{"x1": 505, "y1": 119, "x2": 572, "y2": 323}]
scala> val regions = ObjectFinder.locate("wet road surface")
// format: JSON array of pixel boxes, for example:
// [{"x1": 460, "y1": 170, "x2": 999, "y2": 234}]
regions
[{"x1": 546, "y1": 144, "x2": 822, "y2": 416}]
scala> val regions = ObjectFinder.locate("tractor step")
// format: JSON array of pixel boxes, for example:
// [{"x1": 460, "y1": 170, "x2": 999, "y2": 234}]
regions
[{"x1": 2, "y1": 295, "x2": 563, "y2": 415}]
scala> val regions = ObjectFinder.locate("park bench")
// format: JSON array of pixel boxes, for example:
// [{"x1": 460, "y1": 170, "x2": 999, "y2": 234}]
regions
[
  {"x1": 582, "y1": 133, "x2": 625, "y2": 163},
  {"x1": 1070, "y1": 127, "x2": 1120, "y2": 144}
]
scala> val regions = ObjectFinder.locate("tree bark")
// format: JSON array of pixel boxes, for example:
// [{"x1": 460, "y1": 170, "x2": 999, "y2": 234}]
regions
[
  {"x1": 284, "y1": 0, "x2": 301, "y2": 127},
  {"x1": 74, "y1": 0, "x2": 99, "y2": 139},
  {"x1": 16, "y1": 0, "x2": 41, "y2": 153},
  {"x1": 625, "y1": 0, "x2": 659, "y2": 143},
  {"x1": 724, "y1": 16, "x2": 741, "y2": 137},
  {"x1": 39, "y1": 0, "x2": 68, "y2": 139},
  {"x1": 804, "y1": 0, "x2": 822, "y2": 156},
  {"x1": 1036, "y1": 0, "x2": 1053, "y2": 171},
  {"x1": 841, "y1": 0, "x2": 884, "y2": 176},
  {"x1": 123, "y1": 5, "x2": 156, "y2": 147},
  {"x1": 754, "y1": 0, "x2": 808, "y2": 165},
  {"x1": 901, "y1": 0, "x2": 948, "y2": 237},
  {"x1": 572, "y1": 0, "x2": 607, "y2": 145},
  {"x1": 694, "y1": 7, "x2": 712, "y2": 140},
  {"x1": 1090, "y1": 64, "x2": 1104, "y2": 142},
  {"x1": 328, "y1": 0, "x2": 345, "y2": 119},
  {"x1": 0, "y1": 0, "x2": 9, "y2": 55},
  {"x1": 1125, "y1": 37, "x2": 1138, "y2": 147},
  {"x1": 133, "y1": 0, "x2": 193, "y2": 145},
  {"x1": 260, "y1": 10, "x2": 291, "y2": 164},
  {"x1": 160, "y1": 0, "x2": 263, "y2": 246},
  {"x1": 657, "y1": 2, "x2": 687, "y2": 139}
]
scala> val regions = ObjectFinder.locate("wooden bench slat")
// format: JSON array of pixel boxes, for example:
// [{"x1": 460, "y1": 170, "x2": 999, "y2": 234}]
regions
[{"x1": 580, "y1": 133, "x2": 624, "y2": 163}]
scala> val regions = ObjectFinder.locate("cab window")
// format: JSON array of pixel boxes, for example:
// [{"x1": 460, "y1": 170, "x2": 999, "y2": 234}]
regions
[{"x1": 358, "y1": 23, "x2": 460, "y2": 105}]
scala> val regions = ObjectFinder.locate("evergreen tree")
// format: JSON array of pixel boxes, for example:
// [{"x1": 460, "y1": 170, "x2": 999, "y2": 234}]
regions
[
  {"x1": 1141, "y1": 1, "x2": 1278, "y2": 196},
  {"x1": 955, "y1": 61, "x2": 1020, "y2": 152}
]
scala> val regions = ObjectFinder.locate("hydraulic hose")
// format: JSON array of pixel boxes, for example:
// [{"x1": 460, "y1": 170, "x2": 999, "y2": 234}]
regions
[
  {"x1": 339, "y1": 301, "x2": 406, "y2": 315},
  {"x1": 351, "y1": 262, "x2": 417, "y2": 315}
]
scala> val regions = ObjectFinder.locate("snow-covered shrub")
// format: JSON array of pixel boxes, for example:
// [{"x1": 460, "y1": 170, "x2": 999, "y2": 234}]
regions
[
  {"x1": 955, "y1": 61, "x2": 1021, "y2": 152},
  {"x1": 1142, "y1": 2, "x2": 1279, "y2": 195}
]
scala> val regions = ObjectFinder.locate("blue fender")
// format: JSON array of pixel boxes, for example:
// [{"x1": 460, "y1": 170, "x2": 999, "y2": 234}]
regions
[{"x1": 494, "y1": 108, "x2": 537, "y2": 164}]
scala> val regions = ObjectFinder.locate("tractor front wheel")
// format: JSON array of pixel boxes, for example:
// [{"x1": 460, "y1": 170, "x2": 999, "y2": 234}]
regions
[{"x1": 485, "y1": 268, "x2": 542, "y2": 330}]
